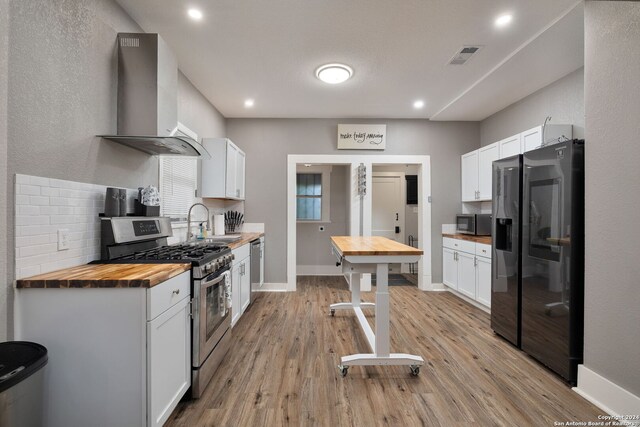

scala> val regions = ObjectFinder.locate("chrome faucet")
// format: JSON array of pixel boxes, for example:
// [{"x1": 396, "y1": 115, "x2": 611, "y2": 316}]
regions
[{"x1": 186, "y1": 203, "x2": 210, "y2": 242}]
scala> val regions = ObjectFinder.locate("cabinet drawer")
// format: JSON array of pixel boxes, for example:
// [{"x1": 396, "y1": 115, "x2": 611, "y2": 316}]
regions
[
  {"x1": 475, "y1": 243, "x2": 491, "y2": 258},
  {"x1": 443, "y1": 237, "x2": 475, "y2": 254},
  {"x1": 231, "y1": 243, "x2": 250, "y2": 266},
  {"x1": 147, "y1": 271, "x2": 191, "y2": 321}
]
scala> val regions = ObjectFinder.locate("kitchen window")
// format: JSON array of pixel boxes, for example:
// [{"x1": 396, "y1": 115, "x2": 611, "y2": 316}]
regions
[
  {"x1": 296, "y1": 166, "x2": 331, "y2": 222},
  {"x1": 159, "y1": 157, "x2": 198, "y2": 221}
]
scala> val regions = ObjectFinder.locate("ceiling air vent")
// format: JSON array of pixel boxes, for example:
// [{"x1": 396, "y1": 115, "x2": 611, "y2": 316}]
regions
[
  {"x1": 448, "y1": 46, "x2": 482, "y2": 65},
  {"x1": 120, "y1": 37, "x2": 139, "y2": 48}
]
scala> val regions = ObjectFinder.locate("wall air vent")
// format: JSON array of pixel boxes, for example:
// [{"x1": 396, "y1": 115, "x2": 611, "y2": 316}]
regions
[
  {"x1": 120, "y1": 37, "x2": 139, "y2": 48},
  {"x1": 448, "y1": 46, "x2": 482, "y2": 65}
]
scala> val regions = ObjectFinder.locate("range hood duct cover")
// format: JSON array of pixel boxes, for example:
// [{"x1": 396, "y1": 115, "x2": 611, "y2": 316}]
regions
[{"x1": 99, "y1": 33, "x2": 210, "y2": 159}]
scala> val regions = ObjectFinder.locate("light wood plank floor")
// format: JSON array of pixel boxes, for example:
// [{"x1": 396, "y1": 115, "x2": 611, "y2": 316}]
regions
[{"x1": 167, "y1": 276, "x2": 602, "y2": 426}]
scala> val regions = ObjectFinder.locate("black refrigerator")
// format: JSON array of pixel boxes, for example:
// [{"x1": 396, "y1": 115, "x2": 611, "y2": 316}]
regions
[{"x1": 491, "y1": 140, "x2": 584, "y2": 384}]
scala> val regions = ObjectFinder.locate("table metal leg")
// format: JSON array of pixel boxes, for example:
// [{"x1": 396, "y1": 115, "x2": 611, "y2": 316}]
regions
[
  {"x1": 329, "y1": 273, "x2": 375, "y2": 315},
  {"x1": 331, "y1": 262, "x2": 424, "y2": 376}
]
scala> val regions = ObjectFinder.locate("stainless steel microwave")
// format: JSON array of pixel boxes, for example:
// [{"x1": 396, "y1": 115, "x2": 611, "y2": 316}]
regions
[{"x1": 456, "y1": 214, "x2": 492, "y2": 236}]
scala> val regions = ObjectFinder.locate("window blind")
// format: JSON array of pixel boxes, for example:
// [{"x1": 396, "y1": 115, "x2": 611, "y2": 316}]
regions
[{"x1": 160, "y1": 157, "x2": 198, "y2": 220}]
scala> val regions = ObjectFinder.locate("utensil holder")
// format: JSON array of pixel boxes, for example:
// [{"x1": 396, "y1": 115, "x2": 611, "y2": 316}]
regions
[{"x1": 134, "y1": 199, "x2": 160, "y2": 217}]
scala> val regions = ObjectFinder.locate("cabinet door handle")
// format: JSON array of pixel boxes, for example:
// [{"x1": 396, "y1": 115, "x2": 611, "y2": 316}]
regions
[
  {"x1": 172, "y1": 289, "x2": 180, "y2": 295},
  {"x1": 474, "y1": 257, "x2": 478, "y2": 267}
]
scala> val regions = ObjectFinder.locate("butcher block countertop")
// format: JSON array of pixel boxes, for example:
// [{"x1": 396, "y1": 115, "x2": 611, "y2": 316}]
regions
[
  {"x1": 15, "y1": 263, "x2": 191, "y2": 289},
  {"x1": 331, "y1": 236, "x2": 423, "y2": 256},
  {"x1": 443, "y1": 233, "x2": 492, "y2": 245},
  {"x1": 226, "y1": 232, "x2": 264, "y2": 250}
]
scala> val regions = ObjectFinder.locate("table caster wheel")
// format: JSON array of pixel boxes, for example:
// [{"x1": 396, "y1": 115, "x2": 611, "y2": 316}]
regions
[
  {"x1": 338, "y1": 365, "x2": 348, "y2": 377},
  {"x1": 410, "y1": 365, "x2": 420, "y2": 376},
  {"x1": 330, "y1": 309, "x2": 335, "y2": 317}
]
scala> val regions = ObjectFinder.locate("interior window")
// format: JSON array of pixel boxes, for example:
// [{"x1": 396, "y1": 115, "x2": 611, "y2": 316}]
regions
[{"x1": 296, "y1": 173, "x2": 322, "y2": 221}]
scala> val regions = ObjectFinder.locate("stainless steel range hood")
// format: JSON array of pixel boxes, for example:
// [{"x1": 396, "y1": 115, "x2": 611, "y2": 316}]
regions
[{"x1": 99, "y1": 33, "x2": 210, "y2": 159}]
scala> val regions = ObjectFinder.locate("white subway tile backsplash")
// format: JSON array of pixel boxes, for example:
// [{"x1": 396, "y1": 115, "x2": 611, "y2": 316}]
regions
[
  {"x1": 16, "y1": 205, "x2": 40, "y2": 216},
  {"x1": 15, "y1": 195, "x2": 29, "y2": 205},
  {"x1": 29, "y1": 176, "x2": 50, "y2": 187},
  {"x1": 18, "y1": 184, "x2": 41, "y2": 196},
  {"x1": 14, "y1": 174, "x2": 138, "y2": 279},
  {"x1": 16, "y1": 235, "x2": 50, "y2": 248},
  {"x1": 29, "y1": 196, "x2": 50, "y2": 206},
  {"x1": 15, "y1": 175, "x2": 29, "y2": 185},
  {"x1": 18, "y1": 265, "x2": 41, "y2": 279}
]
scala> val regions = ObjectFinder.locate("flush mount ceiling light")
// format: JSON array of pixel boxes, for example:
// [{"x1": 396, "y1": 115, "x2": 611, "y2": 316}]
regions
[
  {"x1": 315, "y1": 63, "x2": 353, "y2": 84},
  {"x1": 413, "y1": 100, "x2": 425, "y2": 109},
  {"x1": 495, "y1": 14, "x2": 513, "y2": 28},
  {"x1": 187, "y1": 8, "x2": 203, "y2": 21},
  {"x1": 244, "y1": 99, "x2": 254, "y2": 108}
]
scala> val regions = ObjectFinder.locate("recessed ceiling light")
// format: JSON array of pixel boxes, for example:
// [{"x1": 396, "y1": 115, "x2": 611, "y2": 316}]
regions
[
  {"x1": 315, "y1": 63, "x2": 353, "y2": 84},
  {"x1": 495, "y1": 14, "x2": 513, "y2": 28},
  {"x1": 244, "y1": 99, "x2": 254, "y2": 108},
  {"x1": 413, "y1": 100, "x2": 425, "y2": 109},
  {"x1": 187, "y1": 8, "x2": 203, "y2": 21}
]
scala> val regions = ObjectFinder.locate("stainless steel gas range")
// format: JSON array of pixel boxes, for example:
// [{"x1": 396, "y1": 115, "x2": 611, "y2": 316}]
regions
[{"x1": 100, "y1": 216, "x2": 233, "y2": 398}]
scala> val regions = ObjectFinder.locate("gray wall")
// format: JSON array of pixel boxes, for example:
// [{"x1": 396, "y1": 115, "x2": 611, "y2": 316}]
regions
[
  {"x1": 2, "y1": 0, "x2": 225, "y2": 340},
  {"x1": 296, "y1": 166, "x2": 348, "y2": 269},
  {"x1": 480, "y1": 68, "x2": 585, "y2": 146},
  {"x1": 584, "y1": 1, "x2": 640, "y2": 396},
  {"x1": 227, "y1": 118, "x2": 480, "y2": 284},
  {"x1": 178, "y1": 72, "x2": 226, "y2": 139},
  {"x1": 0, "y1": 0, "x2": 9, "y2": 342}
]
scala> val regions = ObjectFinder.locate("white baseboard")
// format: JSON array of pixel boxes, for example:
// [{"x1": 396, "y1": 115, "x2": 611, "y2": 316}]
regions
[
  {"x1": 573, "y1": 365, "x2": 640, "y2": 416},
  {"x1": 423, "y1": 281, "x2": 446, "y2": 292},
  {"x1": 445, "y1": 287, "x2": 490, "y2": 313},
  {"x1": 296, "y1": 265, "x2": 343, "y2": 276},
  {"x1": 254, "y1": 283, "x2": 291, "y2": 292}
]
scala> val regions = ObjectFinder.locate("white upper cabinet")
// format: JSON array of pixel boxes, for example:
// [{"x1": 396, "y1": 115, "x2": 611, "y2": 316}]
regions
[
  {"x1": 478, "y1": 142, "x2": 499, "y2": 200},
  {"x1": 522, "y1": 124, "x2": 573, "y2": 153},
  {"x1": 200, "y1": 138, "x2": 246, "y2": 200},
  {"x1": 498, "y1": 134, "x2": 522, "y2": 159},
  {"x1": 461, "y1": 150, "x2": 479, "y2": 202},
  {"x1": 236, "y1": 150, "x2": 246, "y2": 200},
  {"x1": 521, "y1": 126, "x2": 543, "y2": 152},
  {"x1": 461, "y1": 142, "x2": 498, "y2": 201}
]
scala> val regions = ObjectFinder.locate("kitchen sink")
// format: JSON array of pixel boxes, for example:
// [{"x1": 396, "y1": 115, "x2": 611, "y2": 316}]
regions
[{"x1": 204, "y1": 235, "x2": 242, "y2": 243}]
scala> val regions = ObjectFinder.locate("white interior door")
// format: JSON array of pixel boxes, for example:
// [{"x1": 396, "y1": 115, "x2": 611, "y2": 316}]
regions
[
  {"x1": 372, "y1": 175, "x2": 405, "y2": 275},
  {"x1": 372, "y1": 176, "x2": 404, "y2": 243}
]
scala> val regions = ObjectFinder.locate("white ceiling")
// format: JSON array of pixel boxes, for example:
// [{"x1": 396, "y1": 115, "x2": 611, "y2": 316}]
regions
[{"x1": 115, "y1": 0, "x2": 584, "y2": 121}]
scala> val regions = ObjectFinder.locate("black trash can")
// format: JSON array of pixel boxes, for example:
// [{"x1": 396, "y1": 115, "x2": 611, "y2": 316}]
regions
[{"x1": 0, "y1": 342, "x2": 48, "y2": 427}]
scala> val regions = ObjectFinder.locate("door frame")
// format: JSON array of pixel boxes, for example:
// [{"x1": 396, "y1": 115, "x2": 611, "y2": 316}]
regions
[{"x1": 287, "y1": 154, "x2": 432, "y2": 292}]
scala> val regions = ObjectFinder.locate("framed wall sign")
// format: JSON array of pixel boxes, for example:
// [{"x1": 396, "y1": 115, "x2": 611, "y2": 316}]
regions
[{"x1": 337, "y1": 124, "x2": 386, "y2": 150}]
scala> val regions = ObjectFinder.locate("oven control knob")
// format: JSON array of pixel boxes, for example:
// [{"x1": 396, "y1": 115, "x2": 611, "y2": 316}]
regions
[{"x1": 204, "y1": 264, "x2": 211, "y2": 273}]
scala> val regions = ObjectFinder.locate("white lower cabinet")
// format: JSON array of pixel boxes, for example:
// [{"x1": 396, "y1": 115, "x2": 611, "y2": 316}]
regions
[
  {"x1": 476, "y1": 256, "x2": 492, "y2": 307},
  {"x1": 147, "y1": 295, "x2": 191, "y2": 427},
  {"x1": 442, "y1": 247, "x2": 458, "y2": 289},
  {"x1": 457, "y1": 251, "x2": 476, "y2": 299},
  {"x1": 443, "y1": 238, "x2": 491, "y2": 308},
  {"x1": 231, "y1": 243, "x2": 251, "y2": 326},
  {"x1": 14, "y1": 271, "x2": 192, "y2": 427}
]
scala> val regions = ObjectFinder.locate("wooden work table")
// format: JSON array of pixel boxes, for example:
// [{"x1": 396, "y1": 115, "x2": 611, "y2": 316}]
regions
[
  {"x1": 330, "y1": 236, "x2": 423, "y2": 256},
  {"x1": 15, "y1": 263, "x2": 191, "y2": 289},
  {"x1": 329, "y1": 236, "x2": 425, "y2": 377}
]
